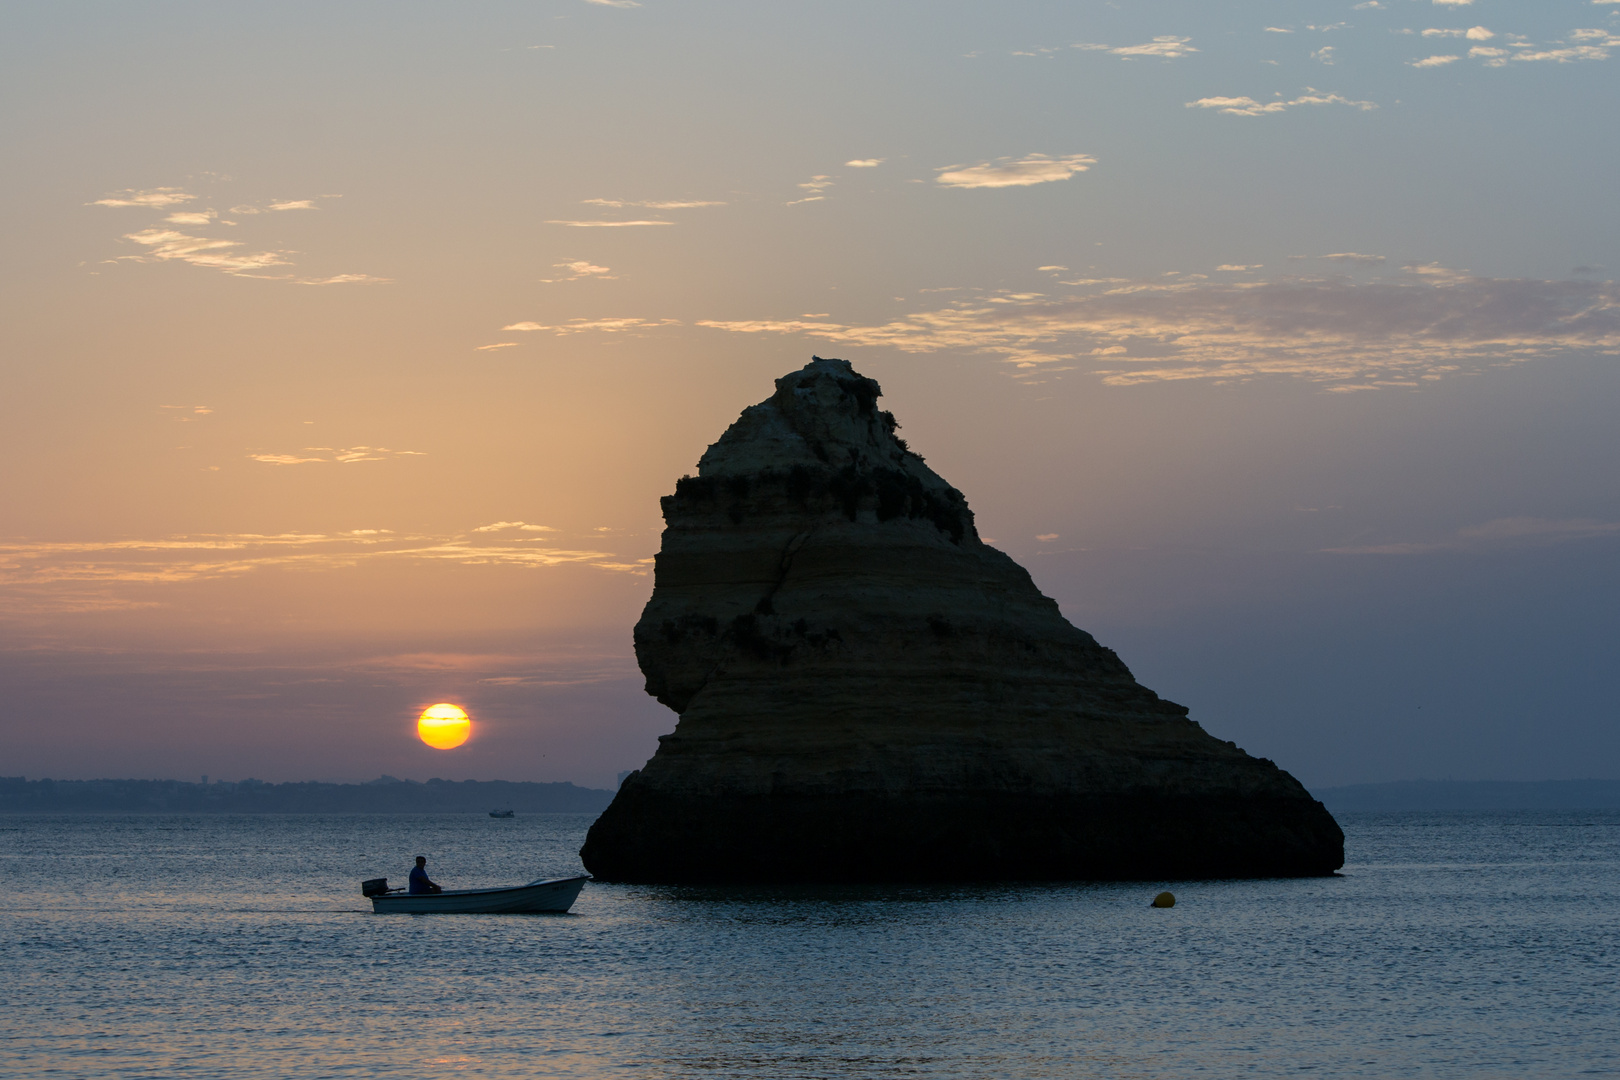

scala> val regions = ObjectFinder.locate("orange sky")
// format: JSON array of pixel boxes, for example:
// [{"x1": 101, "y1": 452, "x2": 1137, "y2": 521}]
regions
[{"x1": 3, "y1": 1, "x2": 1618, "y2": 788}]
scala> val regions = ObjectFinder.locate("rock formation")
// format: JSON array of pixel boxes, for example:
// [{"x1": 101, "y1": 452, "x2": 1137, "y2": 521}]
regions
[{"x1": 580, "y1": 357, "x2": 1344, "y2": 882}]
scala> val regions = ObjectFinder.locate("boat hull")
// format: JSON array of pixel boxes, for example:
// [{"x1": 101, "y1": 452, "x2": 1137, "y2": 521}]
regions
[{"x1": 370, "y1": 875, "x2": 588, "y2": 914}]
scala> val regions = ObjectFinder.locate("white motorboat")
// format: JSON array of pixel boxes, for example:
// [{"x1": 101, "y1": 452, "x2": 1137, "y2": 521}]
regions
[{"x1": 362, "y1": 875, "x2": 589, "y2": 914}]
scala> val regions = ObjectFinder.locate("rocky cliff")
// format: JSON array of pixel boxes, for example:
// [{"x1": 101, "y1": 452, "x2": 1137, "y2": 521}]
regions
[{"x1": 580, "y1": 357, "x2": 1343, "y2": 882}]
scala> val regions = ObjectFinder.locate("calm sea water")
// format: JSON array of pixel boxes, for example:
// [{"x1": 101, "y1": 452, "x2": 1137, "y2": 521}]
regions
[{"x1": 3, "y1": 811, "x2": 1617, "y2": 1079}]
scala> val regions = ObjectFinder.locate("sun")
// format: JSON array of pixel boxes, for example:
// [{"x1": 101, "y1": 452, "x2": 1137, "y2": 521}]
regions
[{"x1": 417, "y1": 703, "x2": 471, "y2": 749}]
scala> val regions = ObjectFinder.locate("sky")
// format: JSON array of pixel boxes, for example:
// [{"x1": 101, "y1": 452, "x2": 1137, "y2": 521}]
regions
[{"x1": 2, "y1": 0, "x2": 1617, "y2": 791}]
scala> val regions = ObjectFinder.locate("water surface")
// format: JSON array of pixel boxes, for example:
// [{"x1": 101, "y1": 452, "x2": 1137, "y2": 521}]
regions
[{"x1": 3, "y1": 811, "x2": 1616, "y2": 1078}]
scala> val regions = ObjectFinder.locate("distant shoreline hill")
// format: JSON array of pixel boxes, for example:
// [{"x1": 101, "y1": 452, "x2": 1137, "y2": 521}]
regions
[
  {"x1": 11, "y1": 775, "x2": 1615, "y2": 815},
  {"x1": 0, "y1": 776, "x2": 615, "y2": 814},
  {"x1": 1319, "y1": 779, "x2": 1620, "y2": 812}
]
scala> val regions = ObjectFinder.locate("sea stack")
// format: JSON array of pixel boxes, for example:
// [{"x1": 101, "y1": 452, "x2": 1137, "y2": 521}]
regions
[{"x1": 581, "y1": 357, "x2": 1344, "y2": 882}]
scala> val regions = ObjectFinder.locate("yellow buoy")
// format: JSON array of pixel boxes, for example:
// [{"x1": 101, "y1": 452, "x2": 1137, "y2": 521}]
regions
[{"x1": 1151, "y1": 891, "x2": 1176, "y2": 908}]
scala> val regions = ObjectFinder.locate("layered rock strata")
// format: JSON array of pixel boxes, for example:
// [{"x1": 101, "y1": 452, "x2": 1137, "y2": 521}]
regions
[{"x1": 581, "y1": 357, "x2": 1343, "y2": 882}]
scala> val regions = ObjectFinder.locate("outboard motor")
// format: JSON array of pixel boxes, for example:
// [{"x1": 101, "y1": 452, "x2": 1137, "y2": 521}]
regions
[{"x1": 361, "y1": 877, "x2": 391, "y2": 897}]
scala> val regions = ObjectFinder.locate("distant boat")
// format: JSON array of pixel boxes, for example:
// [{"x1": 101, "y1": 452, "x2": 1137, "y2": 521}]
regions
[
  {"x1": 488, "y1": 809, "x2": 515, "y2": 818},
  {"x1": 363, "y1": 875, "x2": 589, "y2": 914}
]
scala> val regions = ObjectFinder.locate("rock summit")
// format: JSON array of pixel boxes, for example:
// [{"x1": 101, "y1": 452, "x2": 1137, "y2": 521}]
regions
[{"x1": 580, "y1": 357, "x2": 1344, "y2": 882}]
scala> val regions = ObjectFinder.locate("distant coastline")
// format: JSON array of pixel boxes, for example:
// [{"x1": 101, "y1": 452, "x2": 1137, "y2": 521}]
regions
[
  {"x1": 8, "y1": 776, "x2": 1617, "y2": 815},
  {"x1": 0, "y1": 776, "x2": 615, "y2": 814},
  {"x1": 1318, "y1": 779, "x2": 1620, "y2": 812}
]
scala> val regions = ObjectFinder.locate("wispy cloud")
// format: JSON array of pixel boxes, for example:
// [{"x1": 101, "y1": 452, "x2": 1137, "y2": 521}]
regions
[
  {"x1": 695, "y1": 318, "x2": 848, "y2": 338},
  {"x1": 1317, "y1": 252, "x2": 1387, "y2": 264},
  {"x1": 248, "y1": 446, "x2": 425, "y2": 465},
  {"x1": 1478, "y1": 30, "x2": 1620, "y2": 65},
  {"x1": 247, "y1": 453, "x2": 329, "y2": 465},
  {"x1": 1411, "y1": 54, "x2": 1461, "y2": 67},
  {"x1": 1432, "y1": 0, "x2": 1474, "y2": 6},
  {"x1": 540, "y1": 260, "x2": 615, "y2": 282},
  {"x1": 472, "y1": 521, "x2": 555, "y2": 533},
  {"x1": 1186, "y1": 89, "x2": 1377, "y2": 116},
  {"x1": 294, "y1": 273, "x2": 391, "y2": 285},
  {"x1": 0, "y1": 528, "x2": 646, "y2": 599},
  {"x1": 94, "y1": 187, "x2": 380, "y2": 283},
  {"x1": 89, "y1": 188, "x2": 195, "y2": 208},
  {"x1": 845, "y1": 159, "x2": 884, "y2": 167},
  {"x1": 1423, "y1": 26, "x2": 1495, "y2": 39},
  {"x1": 1402, "y1": 262, "x2": 1475, "y2": 285},
  {"x1": 545, "y1": 219, "x2": 674, "y2": 227},
  {"x1": 1075, "y1": 36, "x2": 1198, "y2": 59},
  {"x1": 697, "y1": 272, "x2": 1620, "y2": 387},
  {"x1": 787, "y1": 176, "x2": 836, "y2": 205},
  {"x1": 586, "y1": 0, "x2": 640, "y2": 6},
  {"x1": 935, "y1": 153, "x2": 1096, "y2": 189},
  {"x1": 119, "y1": 228, "x2": 291, "y2": 275},
  {"x1": 582, "y1": 198, "x2": 725, "y2": 208},
  {"x1": 1326, "y1": 517, "x2": 1620, "y2": 555},
  {"x1": 228, "y1": 198, "x2": 324, "y2": 214},
  {"x1": 502, "y1": 317, "x2": 678, "y2": 334}
]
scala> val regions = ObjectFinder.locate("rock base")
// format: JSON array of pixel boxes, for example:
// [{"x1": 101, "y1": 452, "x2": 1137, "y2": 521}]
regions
[{"x1": 582, "y1": 783, "x2": 1344, "y2": 883}]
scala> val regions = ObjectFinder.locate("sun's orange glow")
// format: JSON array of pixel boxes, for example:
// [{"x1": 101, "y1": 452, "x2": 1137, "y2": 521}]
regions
[{"x1": 417, "y1": 703, "x2": 471, "y2": 749}]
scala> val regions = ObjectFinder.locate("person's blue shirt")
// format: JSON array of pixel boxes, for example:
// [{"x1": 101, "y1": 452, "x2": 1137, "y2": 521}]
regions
[{"x1": 409, "y1": 864, "x2": 433, "y2": 893}]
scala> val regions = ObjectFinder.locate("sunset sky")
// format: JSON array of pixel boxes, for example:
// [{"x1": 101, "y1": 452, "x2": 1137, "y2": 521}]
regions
[{"x1": 3, "y1": 0, "x2": 1617, "y2": 790}]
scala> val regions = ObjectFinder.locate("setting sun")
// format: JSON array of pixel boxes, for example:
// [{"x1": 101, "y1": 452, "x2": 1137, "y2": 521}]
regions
[{"x1": 417, "y1": 703, "x2": 471, "y2": 749}]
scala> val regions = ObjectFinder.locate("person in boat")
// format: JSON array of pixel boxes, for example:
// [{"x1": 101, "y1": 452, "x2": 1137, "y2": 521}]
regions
[{"x1": 408, "y1": 855, "x2": 443, "y2": 894}]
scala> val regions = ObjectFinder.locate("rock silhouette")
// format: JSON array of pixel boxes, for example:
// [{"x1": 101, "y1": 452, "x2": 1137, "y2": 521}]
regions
[{"x1": 580, "y1": 357, "x2": 1344, "y2": 882}]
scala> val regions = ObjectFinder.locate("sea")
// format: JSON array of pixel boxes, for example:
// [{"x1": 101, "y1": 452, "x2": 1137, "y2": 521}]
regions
[{"x1": 3, "y1": 811, "x2": 1617, "y2": 1079}]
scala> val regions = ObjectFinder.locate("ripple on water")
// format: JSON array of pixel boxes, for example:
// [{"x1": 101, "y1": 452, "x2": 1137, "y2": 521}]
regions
[{"x1": 1, "y1": 810, "x2": 1617, "y2": 1078}]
